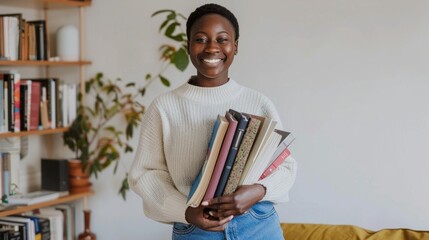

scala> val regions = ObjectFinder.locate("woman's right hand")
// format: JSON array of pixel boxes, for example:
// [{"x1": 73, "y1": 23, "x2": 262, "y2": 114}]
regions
[{"x1": 185, "y1": 205, "x2": 233, "y2": 231}]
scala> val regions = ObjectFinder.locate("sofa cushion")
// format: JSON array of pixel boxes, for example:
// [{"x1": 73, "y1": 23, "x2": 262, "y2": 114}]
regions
[{"x1": 281, "y1": 223, "x2": 429, "y2": 240}]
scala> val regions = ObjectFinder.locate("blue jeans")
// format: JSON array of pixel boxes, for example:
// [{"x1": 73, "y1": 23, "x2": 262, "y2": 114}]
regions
[{"x1": 172, "y1": 201, "x2": 284, "y2": 240}]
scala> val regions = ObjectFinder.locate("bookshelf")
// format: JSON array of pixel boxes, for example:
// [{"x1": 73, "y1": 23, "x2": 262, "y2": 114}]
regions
[
  {"x1": 0, "y1": 0, "x2": 93, "y2": 234},
  {"x1": 0, "y1": 60, "x2": 92, "y2": 66},
  {"x1": 0, "y1": 191, "x2": 94, "y2": 217}
]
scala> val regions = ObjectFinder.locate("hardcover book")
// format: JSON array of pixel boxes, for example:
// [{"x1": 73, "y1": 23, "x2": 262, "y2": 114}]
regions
[
  {"x1": 7, "y1": 190, "x2": 60, "y2": 205},
  {"x1": 222, "y1": 115, "x2": 261, "y2": 195},
  {"x1": 203, "y1": 112, "x2": 238, "y2": 202},
  {"x1": 239, "y1": 114, "x2": 277, "y2": 185},
  {"x1": 214, "y1": 109, "x2": 249, "y2": 197},
  {"x1": 187, "y1": 114, "x2": 229, "y2": 207}
]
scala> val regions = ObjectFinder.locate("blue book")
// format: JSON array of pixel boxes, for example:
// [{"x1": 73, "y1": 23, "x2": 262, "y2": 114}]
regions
[
  {"x1": 187, "y1": 115, "x2": 229, "y2": 207},
  {"x1": 214, "y1": 109, "x2": 249, "y2": 197},
  {"x1": 187, "y1": 116, "x2": 221, "y2": 202}
]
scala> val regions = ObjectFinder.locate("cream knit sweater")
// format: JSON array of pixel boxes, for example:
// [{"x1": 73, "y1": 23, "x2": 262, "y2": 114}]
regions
[{"x1": 128, "y1": 79, "x2": 297, "y2": 224}]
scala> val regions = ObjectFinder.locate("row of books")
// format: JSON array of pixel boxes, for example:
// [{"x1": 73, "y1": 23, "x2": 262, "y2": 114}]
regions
[
  {"x1": 187, "y1": 109, "x2": 295, "y2": 207},
  {"x1": 0, "y1": 13, "x2": 47, "y2": 61},
  {"x1": 0, "y1": 71, "x2": 78, "y2": 133},
  {"x1": 0, "y1": 203, "x2": 76, "y2": 240}
]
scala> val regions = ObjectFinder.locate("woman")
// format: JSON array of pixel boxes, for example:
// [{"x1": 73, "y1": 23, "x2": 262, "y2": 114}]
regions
[{"x1": 128, "y1": 3, "x2": 297, "y2": 239}]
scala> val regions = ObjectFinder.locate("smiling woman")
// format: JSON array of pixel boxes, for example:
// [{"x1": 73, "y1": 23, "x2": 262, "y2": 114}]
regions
[{"x1": 128, "y1": 3, "x2": 297, "y2": 240}]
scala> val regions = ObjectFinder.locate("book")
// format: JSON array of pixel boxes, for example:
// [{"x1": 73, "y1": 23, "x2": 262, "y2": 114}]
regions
[
  {"x1": 0, "y1": 216, "x2": 35, "y2": 240},
  {"x1": 186, "y1": 114, "x2": 229, "y2": 207},
  {"x1": 214, "y1": 109, "x2": 249, "y2": 197},
  {"x1": 239, "y1": 114, "x2": 277, "y2": 185},
  {"x1": 241, "y1": 131, "x2": 282, "y2": 184},
  {"x1": 202, "y1": 112, "x2": 238, "y2": 202},
  {"x1": 7, "y1": 190, "x2": 60, "y2": 205},
  {"x1": 35, "y1": 207, "x2": 63, "y2": 240},
  {"x1": 222, "y1": 115, "x2": 261, "y2": 195},
  {"x1": 55, "y1": 204, "x2": 75, "y2": 240},
  {"x1": 0, "y1": 220, "x2": 26, "y2": 240},
  {"x1": 259, "y1": 130, "x2": 295, "y2": 180}
]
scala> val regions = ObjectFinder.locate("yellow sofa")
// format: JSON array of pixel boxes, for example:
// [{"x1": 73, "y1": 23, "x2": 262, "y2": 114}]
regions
[{"x1": 281, "y1": 223, "x2": 429, "y2": 240}]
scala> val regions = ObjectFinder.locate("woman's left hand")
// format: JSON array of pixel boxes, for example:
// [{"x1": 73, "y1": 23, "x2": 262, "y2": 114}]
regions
[{"x1": 202, "y1": 184, "x2": 266, "y2": 219}]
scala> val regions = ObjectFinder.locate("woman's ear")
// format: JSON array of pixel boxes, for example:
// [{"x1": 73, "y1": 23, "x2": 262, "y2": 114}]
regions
[
  {"x1": 187, "y1": 40, "x2": 190, "y2": 54},
  {"x1": 234, "y1": 40, "x2": 239, "y2": 55}
]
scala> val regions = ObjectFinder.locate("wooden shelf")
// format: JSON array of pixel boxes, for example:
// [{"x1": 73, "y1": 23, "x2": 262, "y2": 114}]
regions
[
  {"x1": 0, "y1": 0, "x2": 91, "y2": 9},
  {"x1": 0, "y1": 60, "x2": 92, "y2": 67},
  {"x1": 0, "y1": 191, "x2": 94, "y2": 217},
  {"x1": 0, "y1": 127, "x2": 69, "y2": 138}
]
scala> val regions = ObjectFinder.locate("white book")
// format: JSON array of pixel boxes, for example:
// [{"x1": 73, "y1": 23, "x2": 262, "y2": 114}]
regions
[
  {"x1": 242, "y1": 131, "x2": 282, "y2": 184},
  {"x1": 36, "y1": 207, "x2": 64, "y2": 240},
  {"x1": 8, "y1": 190, "x2": 60, "y2": 205},
  {"x1": 68, "y1": 84, "x2": 77, "y2": 124},
  {"x1": 50, "y1": 79, "x2": 56, "y2": 129},
  {"x1": 239, "y1": 115, "x2": 277, "y2": 185}
]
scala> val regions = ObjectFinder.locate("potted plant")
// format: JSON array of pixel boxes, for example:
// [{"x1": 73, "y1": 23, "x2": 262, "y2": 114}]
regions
[{"x1": 62, "y1": 9, "x2": 189, "y2": 200}]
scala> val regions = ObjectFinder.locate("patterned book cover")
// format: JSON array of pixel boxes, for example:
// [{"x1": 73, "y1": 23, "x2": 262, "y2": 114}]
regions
[{"x1": 223, "y1": 116, "x2": 261, "y2": 195}]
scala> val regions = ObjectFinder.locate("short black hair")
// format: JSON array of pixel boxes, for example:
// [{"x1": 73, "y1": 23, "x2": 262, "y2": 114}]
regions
[{"x1": 186, "y1": 3, "x2": 239, "y2": 41}]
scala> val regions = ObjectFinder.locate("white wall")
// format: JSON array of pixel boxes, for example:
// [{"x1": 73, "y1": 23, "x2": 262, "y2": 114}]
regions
[{"x1": 3, "y1": 0, "x2": 429, "y2": 239}]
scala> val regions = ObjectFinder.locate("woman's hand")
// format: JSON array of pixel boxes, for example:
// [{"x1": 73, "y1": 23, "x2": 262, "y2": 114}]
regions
[
  {"x1": 202, "y1": 184, "x2": 266, "y2": 219},
  {"x1": 185, "y1": 205, "x2": 233, "y2": 231}
]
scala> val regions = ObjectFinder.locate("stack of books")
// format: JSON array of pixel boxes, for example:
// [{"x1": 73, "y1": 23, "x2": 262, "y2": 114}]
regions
[{"x1": 186, "y1": 109, "x2": 295, "y2": 208}]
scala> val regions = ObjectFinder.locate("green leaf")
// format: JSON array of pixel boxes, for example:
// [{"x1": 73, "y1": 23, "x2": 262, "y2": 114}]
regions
[
  {"x1": 151, "y1": 9, "x2": 174, "y2": 17},
  {"x1": 145, "y1": 74, "x2": 151, "y2": 80},
  {"x1": 119, "y1": 174, "x2": 129, "y2": 201},
  {"x1": 159, "y1": 18, "x2": 171, "y2": 32},
  {"x1": 139, "y1": 88, "x2": 146, "y2": 96},
  {"x1": 165, "y1": 22, "x2": 179, "y2": 38},
  {"x1": 159, "y1": 75, "x2": 171, "y2": 87},
  {"x1": 173, "y1": 48, "x2": 189, "y2": 72},
  {"x1": 125, "y1": 144, "x2": 133, "y2": 153},
  {"x1": 126, "y1": 82, "x2": 136, "y2": 87}
]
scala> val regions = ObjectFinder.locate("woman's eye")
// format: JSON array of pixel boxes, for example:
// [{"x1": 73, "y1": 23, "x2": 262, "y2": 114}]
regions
[
  {"x1": 195, "y1": 38, "x2": 206, "y2": 43},
  {"x1": 217, "y1": 38, "x2": 228, "y2": 43}
]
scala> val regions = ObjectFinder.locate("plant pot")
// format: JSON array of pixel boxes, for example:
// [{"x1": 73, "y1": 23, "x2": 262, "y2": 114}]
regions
[
  {"x1": 68, "y1": 159, "x2": 92, "y2": 194},
  {"x1": 70, "y1": 176, "x2": 90, "y2": 187},
  {"x1": 68, "y1": 159, "x2": 89, "y2": 177}
]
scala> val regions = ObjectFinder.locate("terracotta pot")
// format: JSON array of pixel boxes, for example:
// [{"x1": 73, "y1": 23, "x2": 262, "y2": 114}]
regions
[
  {"x1": 68, "y1": 159, "x2": 89, "y2": 177},
  {"x1": 68, "y1": 159, "x2": 92, "y2": 194},
  {"x1": 70, "y1": 176, "x2": 90, "y2": 187}
]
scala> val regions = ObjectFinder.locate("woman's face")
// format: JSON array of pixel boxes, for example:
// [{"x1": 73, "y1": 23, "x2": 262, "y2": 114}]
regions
[{"x1": 188, "y1": 14, "x2": 238, "y2": 86}]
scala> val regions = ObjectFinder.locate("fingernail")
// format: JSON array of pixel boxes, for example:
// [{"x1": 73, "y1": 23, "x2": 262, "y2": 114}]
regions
[
  {"x1": 229, "y1": 215, "x2": 234, "y2": 220},
  {"x1": 201, "y1": 201, "x2": 209, "y2": 206},
  {"x1": 209, "y1": 211, "x2": 214, "y2": 216}
]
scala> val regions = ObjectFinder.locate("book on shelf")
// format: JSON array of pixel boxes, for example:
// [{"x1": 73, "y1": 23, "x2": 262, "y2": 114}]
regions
[
  {"x1": 186, "y1": 114, "x2": 229, "y2": 208},
  {"x1": 0, "y1": 216, "x2": 35, "y2": 240},
  {"x1": 7, "y1": 190, "x2": 60, "y2": 205},
  {"x1": 35, "y1": 207, "x2": 64, "y2": 240},
  {"x1": 55, "y1": 204, "x2": 76, "y2": 240},
  {"x1": 0, "y1": 13, "x2": 23, "y2": 61},
  {"x1": 0, "y1": 220, "x2": 26, "y2": 240},
  {"x1": 202, "y1": 112, "x2": 238, "y2": 202}
]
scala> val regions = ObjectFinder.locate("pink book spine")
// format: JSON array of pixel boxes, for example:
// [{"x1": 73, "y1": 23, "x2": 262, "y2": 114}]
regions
[
  {"x1": 203, "y1": 114, "x2": 238, "y2": 201},
  {"x1": 259, "y1": 148, "x2": 291, "y2": 180}
]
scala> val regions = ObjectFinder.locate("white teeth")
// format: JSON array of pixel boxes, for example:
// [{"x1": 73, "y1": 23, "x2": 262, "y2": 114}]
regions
[{"x1": 203, "y1": 59, "x2": 222, "y2": 63}]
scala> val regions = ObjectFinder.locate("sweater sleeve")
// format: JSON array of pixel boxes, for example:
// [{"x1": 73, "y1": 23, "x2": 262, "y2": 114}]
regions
[
  {"x1": 257, "y1": 96, "x2": 298, "y2": 203},
  {"x1": 128, "y1": 102, "x2": 188, "y2": 224}
]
